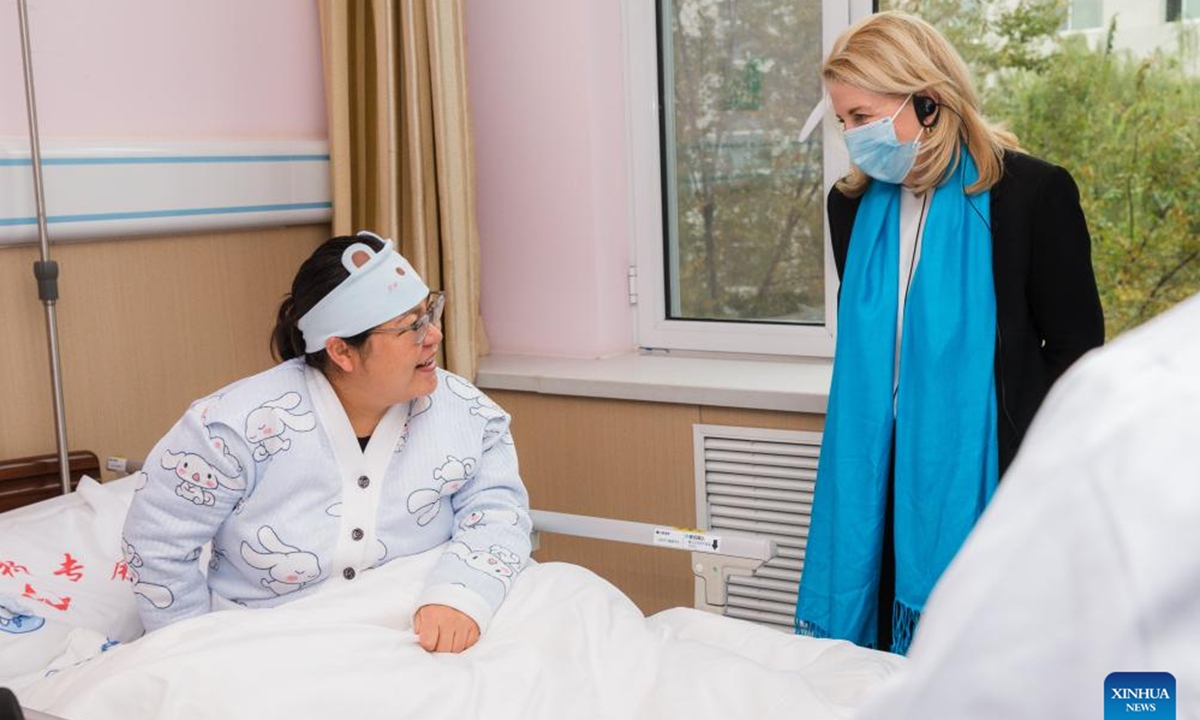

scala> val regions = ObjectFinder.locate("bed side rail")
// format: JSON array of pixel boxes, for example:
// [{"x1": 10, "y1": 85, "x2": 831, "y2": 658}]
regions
[{"x1": 528, "y1": 509, "x2": 775, "y2": 612}]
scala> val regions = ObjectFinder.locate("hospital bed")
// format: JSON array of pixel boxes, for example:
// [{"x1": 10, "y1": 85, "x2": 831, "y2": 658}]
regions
[{"x1": 1, "y1": 459, "x2": 904, "y2": 720}]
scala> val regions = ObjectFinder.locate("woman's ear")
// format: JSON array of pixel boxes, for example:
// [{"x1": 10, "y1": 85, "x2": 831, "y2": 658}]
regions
[{"x1": 324, "y1": 337, "x2": 358, "y2": 373}]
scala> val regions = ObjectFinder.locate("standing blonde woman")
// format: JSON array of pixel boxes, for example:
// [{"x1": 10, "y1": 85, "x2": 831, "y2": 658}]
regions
[{"x1": 795, "y1": 12, "x2": 1103, "y2": 654}]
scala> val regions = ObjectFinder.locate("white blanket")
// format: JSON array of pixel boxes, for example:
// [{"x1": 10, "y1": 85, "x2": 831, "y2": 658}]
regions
[{"x1": 15, "y1": 546, "x2": 902, "y2": 720}]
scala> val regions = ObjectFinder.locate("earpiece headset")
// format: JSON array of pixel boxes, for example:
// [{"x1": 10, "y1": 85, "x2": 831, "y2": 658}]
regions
[
  {"x1": 911, "y1": 93, "x2": 987, "y2": 231},
  {"x1": 913, "y1": 94, "x2": 939, "y2": 127}
]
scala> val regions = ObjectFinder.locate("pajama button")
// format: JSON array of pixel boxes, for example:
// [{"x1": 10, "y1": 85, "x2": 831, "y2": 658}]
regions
[
  {"x1": 343, "y1": 568, "x2": 356, "y2": 580},
  {"x1": 351, "y1": 528, "x2": 364, "y2": 541},
  {"x1": 357, "y1": 475, "x2": 370, "y2": 488}
]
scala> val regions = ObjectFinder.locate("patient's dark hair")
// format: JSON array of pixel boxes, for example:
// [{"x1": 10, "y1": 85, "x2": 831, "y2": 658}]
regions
[{"x1": 271, "y1": 234, "x2": 383, "y2": 372}]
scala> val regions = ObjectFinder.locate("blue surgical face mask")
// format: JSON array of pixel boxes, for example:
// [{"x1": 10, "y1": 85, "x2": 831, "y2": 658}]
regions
[{"x1": 842, "y1": 95, "x2": 919, "y2": 184}]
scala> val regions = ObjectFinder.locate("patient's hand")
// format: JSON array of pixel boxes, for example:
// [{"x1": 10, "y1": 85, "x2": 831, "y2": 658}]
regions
[{"x1": 413, "y1": 603, "x2": 481, "y2": 653}]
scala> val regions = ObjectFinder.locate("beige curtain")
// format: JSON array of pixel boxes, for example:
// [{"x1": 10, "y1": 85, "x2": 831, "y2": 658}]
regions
[{"x1": 319, "y1": 0, "x2": 487, "y2": 379}]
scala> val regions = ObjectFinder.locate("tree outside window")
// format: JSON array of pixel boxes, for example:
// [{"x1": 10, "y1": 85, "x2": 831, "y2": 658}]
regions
[
  {"x1": 883, "y1": 0, "x2": 1200, "y2": 337},
  {"x1": 661, "y1": 0, "x2": 827, "y2": 326}
]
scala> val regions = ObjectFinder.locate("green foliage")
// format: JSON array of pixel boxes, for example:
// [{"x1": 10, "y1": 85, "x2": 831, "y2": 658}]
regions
[
  {"x1": 883, "y1": 0, "x2": 1065, "y2": 74},
  {"x1": 887, "y1": 0, "x2": 1200, "y2": 337},
  {"x1": 992, "y1": 28, "x2": 1200, "y2": 335},
  {"x1": 988, "y1": 1, "x2": 1065, "y2": 72},
  {"x1": 724, "y1": 57, "x2": 765, "y2": 111}
]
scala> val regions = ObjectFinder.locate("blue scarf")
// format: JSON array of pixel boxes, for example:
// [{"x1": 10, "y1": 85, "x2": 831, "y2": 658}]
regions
[{"x1": 795, "y1": 153, "x2": 999, "y2": 654}]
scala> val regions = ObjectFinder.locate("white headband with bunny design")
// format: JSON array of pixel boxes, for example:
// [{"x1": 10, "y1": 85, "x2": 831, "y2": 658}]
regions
[{"x1": 296, "y1": 231, "x2": 430, "y2": 353}]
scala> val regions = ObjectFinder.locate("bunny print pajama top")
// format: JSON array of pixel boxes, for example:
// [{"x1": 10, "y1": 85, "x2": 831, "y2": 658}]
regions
[{"x1": 121, "y1": 359, "x2": 532, "y2": 633}]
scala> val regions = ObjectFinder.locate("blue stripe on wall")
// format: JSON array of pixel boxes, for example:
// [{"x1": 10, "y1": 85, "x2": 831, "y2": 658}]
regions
[
  {"x1": 0, "y1": 154, "x2": 330, "y2": 167},
  {"x1": 0, "y1": 201, "x2": 333, "y2": 227}
]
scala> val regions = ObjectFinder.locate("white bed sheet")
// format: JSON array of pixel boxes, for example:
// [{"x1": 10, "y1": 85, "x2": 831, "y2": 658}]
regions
[{"x1": 4, "y1": 479, "x2": 904, "y2": 720}]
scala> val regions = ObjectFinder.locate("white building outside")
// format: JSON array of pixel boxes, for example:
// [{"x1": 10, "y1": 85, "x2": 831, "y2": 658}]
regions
[{"x1": 1062, "y1": 0, "x2": 1199, "y2": 74}]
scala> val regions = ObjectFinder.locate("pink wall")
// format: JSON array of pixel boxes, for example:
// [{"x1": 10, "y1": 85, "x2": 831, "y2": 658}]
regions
[
  {"x1": 0, "y1": 0, "x2": 326, "y2": 139},
  {"x1": 467, "y1": 0, "x2": 634, "y2": 358},
  {"x1": 1, "y1": 0, "x2": 630, "y2": 356}
]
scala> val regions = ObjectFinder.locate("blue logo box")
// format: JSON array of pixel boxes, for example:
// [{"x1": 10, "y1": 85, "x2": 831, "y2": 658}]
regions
[{"x1": 1106, "y1": 672, "x2": 1176, "y2": 718}]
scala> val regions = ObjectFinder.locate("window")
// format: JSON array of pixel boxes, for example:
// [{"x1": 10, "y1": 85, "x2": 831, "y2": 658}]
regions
[
  {"x1": 1167, "y1": 0, "x2": 1200, "y2": 21},
  {"x1": 626, "y1": 0, "x2": 872, "y2": 357},
  {"x1": 1064, "y1": 0, "x2": 1103, "y2": 30}
]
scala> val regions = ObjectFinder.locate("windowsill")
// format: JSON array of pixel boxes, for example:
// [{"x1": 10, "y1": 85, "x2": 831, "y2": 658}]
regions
[{"x1": 476, "y1": 351, "x2": 832, "y2": 414}]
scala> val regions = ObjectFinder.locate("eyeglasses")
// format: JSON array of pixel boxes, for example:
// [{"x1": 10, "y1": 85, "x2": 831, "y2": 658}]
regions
[{"x1": 369, "y1": 292, "x2": 445, "y2": 346}]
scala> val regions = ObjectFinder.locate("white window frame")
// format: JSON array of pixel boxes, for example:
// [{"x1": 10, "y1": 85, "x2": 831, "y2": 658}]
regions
[{"x1": 622, "y1": 0, "x2": 873, "y2": 357}]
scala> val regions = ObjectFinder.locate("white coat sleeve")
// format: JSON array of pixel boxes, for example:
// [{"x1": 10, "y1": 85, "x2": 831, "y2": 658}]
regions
[{"x1": 855, "y1": 323, "x2": 1200, "y2": 720}]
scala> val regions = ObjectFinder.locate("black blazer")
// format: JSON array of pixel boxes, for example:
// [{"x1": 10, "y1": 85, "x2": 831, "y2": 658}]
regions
[{"x1": 827, "y1": 151, "x2": 1104, "y2": 474}]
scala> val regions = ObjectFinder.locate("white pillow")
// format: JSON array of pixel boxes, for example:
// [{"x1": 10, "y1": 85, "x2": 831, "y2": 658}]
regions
[{"x1": 0, "y1": 474, "x2": 144, "y2": 683}]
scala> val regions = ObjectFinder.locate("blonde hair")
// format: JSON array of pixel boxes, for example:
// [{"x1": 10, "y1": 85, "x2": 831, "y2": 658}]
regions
[{"x1": 824, "y1": 11, "x2": 1022, "y2": 197}]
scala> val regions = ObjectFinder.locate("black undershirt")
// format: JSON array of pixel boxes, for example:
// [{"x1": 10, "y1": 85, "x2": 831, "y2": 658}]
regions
[{"x1": 357, "y1": 436, "x2": 371, "y2": 451}]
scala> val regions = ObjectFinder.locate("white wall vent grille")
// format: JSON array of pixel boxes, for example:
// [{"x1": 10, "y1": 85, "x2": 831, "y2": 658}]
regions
[{"x1": 693, "y1": 424, "x2": 821, "y2": 632}]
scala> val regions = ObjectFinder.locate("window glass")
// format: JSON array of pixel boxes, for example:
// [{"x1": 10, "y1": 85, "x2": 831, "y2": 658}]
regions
[
  {"x1": 1067, "y1": 0, "x2": 1103, "y2": 29},
  {"x1": 660, "y1": 0, "x2": 826, "y2": 325}
]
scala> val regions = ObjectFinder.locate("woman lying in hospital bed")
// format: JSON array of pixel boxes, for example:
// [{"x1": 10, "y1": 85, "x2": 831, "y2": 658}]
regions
[{"x1": 0, "y1": 232, "x2": 903, "y2": 720}]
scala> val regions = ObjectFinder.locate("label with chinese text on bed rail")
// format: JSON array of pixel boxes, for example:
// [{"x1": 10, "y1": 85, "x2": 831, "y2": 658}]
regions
[{"x1": 653, "y1": 527, "x2": 721, "y2": 553}]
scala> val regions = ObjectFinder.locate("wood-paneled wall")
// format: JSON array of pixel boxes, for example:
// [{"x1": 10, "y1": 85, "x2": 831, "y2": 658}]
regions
[
  {"x1": 487, "y1": 389, "x2": 823, "y2": 616},
  {"x1": 0, "y1": 225, "x2": 327, "y2": 472}
]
